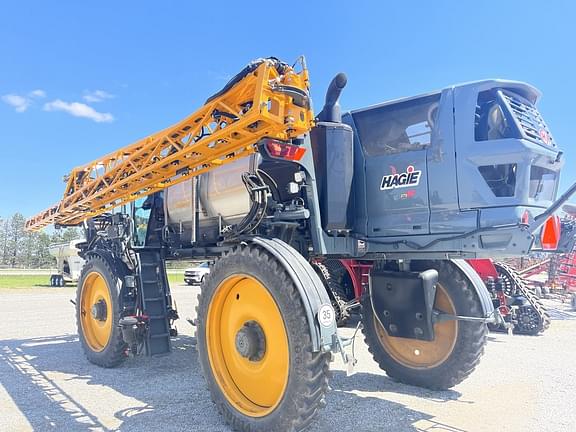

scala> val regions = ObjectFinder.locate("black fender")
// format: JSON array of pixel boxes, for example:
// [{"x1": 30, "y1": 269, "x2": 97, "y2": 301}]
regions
[
  {"x1": 247, "y1": 237, "x2": 337, "y2": 352},
  {"x1": 83, "y1": 250, "x2": 127, "y2": 278},
  {"x1": 81, "y1": 250, "x2": 131, "y2": 308},
  {"x1": 450, "y1": 259, "x2": 495, "y2": 317}
]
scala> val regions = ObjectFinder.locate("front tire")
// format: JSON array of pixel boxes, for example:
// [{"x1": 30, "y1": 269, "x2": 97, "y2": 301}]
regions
[
  {"x1": 76, "y1": 255, "x2": 127, "y2": 368},
  {"x1": 196, "y1": 244, "x2": 330, "y2": 432},
  {"x1": 362, "y1": 260, "x2": 487, "y2": 390}
]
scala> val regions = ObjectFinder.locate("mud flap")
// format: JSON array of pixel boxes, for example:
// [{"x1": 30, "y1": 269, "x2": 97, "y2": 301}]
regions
[
  {"x1": 370, "y1": 269, "x2": 438, "y2": 341},
  {"x1": 450, "y1": 259, "x2": 495, "y2": 317}
]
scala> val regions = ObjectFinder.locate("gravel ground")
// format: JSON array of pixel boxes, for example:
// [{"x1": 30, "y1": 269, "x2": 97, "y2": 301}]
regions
[{"x1": 1, "y1": 285, "x2": 575, "y2": 432}]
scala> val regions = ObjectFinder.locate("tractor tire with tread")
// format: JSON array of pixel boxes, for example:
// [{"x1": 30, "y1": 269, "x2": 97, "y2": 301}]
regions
[
  {"x1": 76, "y1": 255, "x2": 127, "y2": 368},
  {"x1": 196, "y1": 244, "x2": 330, "y2": 432},
  {"x1": 313, "y1": 260, "x2": 351, "y2": 326},
  {"x1": 494, "y1": 262, "x2": 550, "y2": 334},
  {"x1": 361, "y1": 260, "x2": 487, "y2": 390}
]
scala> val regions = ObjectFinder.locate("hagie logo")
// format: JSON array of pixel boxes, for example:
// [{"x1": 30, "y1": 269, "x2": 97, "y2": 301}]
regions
[{"x1": 381, "y1": 166, "x2": 422, "y2": 190}]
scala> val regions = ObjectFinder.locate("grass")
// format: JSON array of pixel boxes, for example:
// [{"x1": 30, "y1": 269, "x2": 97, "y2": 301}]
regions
[
  {"x1": 0, "y1": 273, "x2": 186, "y2": 289},
  {"x1": 167, "y1": 273, "x2": 185, "y2": 286},
  {"x1": 0, "y1": 275, "x2": 52, "y2": 288}
]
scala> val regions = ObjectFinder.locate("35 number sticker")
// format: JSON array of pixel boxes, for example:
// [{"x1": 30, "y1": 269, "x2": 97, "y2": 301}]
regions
[{"x1": 318, "y1": 304, "x2": 335, "y2": 327}]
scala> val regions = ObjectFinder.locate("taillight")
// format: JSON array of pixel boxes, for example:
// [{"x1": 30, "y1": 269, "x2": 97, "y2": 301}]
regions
[
  {"x1": 265, "y1": 140, "x2": 306, "y2": 161},
  {"x1": 541, "y1": 215, "x2": 561, "y2": 251}
]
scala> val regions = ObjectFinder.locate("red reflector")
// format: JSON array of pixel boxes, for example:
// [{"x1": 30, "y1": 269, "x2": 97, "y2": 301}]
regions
[
  {"x1": 266, "y1": 140, "x2": 306, "y2": 161},
  {"x1": 541, "y1": 215, "x2": 561, "y2": 251},
  {"x1": 521, "y1": 210, "x2": 530, "y2": 225}
]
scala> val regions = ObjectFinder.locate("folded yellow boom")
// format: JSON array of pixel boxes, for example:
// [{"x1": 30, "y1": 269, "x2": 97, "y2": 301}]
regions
[{"x1": 26, "y1": 58, "x2": 313, "y2": 231}]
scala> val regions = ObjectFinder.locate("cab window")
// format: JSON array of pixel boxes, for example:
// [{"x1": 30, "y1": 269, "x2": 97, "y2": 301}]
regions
[
  {"x1": 133, "y1": 197, "x2": 152, "y2": 246},
  {"x1": 475, "y1": 89, "x2": 521, "y2": 141},
  {"x1": 352, "y1": 93, "x2": 440, "y2": 157}
]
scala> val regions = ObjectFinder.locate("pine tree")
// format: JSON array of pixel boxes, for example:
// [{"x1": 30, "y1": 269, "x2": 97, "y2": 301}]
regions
[
  {"x1": 0, "y1": 217, "x2": 4, "y2": 266},
  {"x1": 37, "y1": 232, "x2": 54, "y2": 268},
  {"x1": 1, "y1": 218, "x2": 9, "y2": 266},
  {"x1": 7, "y1": 213, "x2": 26, "y2": 267},
  {"x1": 62, "y1": 227, "x2": 81, "y2": 242}
]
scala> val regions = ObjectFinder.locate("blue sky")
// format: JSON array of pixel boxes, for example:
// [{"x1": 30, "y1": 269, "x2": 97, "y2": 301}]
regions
[{"x1": 1, "y1": 1, "x2": 575, "y2": 219}]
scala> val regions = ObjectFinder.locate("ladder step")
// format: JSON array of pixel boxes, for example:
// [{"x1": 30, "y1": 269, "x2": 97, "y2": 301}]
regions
[
  {"x1": 147, "y1": 314, "x2": 168, "y2": 320},
  {"x1": 143, "y1": 296, "x2": 164, "y2": 302},
  {"x1": 150, "y1": 333, "x2": 171, "y2": 339}
]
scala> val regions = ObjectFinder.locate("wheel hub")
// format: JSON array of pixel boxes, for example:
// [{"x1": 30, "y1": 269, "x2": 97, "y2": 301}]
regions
[
  {"x1": 235, "y1": 320, "x2": 266, "y2": 362},
  {"x1": 91, "y1": 299, "x2": 108, "y2": 322},
  {"x1": 374, "y1": 282, "x2": 458, "y2": 369}
]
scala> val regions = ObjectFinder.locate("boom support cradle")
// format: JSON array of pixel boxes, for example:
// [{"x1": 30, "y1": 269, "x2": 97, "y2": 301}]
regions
[{"x1": 26, "y1": 58, "x2": 313, "y2": 231}]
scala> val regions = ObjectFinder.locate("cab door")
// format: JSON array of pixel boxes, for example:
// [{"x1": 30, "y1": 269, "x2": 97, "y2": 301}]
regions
[
  {"x1": 132, "y1": 196, "x2": 152, "y2": 247},
  {"x1": 352, "y1": 94, "x2": 440, "y2": 237}
]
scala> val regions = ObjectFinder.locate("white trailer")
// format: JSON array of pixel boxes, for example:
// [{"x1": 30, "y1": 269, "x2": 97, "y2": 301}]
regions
[{"x1": 48, "y1": 239, "x2": 85, "y2": 286}]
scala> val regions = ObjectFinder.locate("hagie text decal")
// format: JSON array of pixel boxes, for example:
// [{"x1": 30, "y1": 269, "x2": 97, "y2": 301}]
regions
[{"x1": 381, "y1": 166, "x2": 421, "y2": 190}]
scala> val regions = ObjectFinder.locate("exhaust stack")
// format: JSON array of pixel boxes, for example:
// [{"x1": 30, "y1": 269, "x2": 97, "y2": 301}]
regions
[{"x1": 317, "y1": 72, "x2": 347, "y2": 123}]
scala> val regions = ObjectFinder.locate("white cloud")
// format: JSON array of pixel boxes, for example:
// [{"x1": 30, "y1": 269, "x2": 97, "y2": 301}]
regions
[
  {"x1": 2, "y1": 94, "x2": 31, "y2": 112},
  {"x1": 2, "y1": 89, "x2": 46, "y2": 112},
  {"x1": 83, "y1": 89, "x2": 114, "y2": 103},
  {"x1": 43, "y1": 99, "x2": 114, "y2": 123},
  {"x1": 29, "y1": 89, "x2": 46, "y2": 98}
]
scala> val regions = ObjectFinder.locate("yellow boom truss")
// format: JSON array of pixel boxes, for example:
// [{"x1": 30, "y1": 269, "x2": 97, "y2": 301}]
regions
[{"x1": 26, "y1": 58, "x2": 314, "y2": 231}]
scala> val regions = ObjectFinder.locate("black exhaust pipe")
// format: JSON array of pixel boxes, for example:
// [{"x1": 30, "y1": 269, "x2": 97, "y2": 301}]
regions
[{"x1": 317, "y1": 72, "x2": 347, "y2": 123}]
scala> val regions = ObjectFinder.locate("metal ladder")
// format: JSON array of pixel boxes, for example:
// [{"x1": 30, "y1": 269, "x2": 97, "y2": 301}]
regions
[{"x1": 138, "y1": 249, "x2": 172, "y2": 356}]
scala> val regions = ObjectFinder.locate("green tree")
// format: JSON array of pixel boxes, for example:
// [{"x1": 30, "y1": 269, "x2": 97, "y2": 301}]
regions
[
  {"x1": 0, "y1": 217, "x2": 4, "y2": 265},
  {"x1": 1, "y1": 218, "x2": 9, "y2": 265},
  {"x1": 7, "y1": 213, "x2": 26, "y2": 267},
  {"x1": 37, "y1": 232, "x2": 55, "y2": 267},
  {"x1": 21, "y1": 230, "x2": 54, "y2": 268},
  {"x1": 0, "y1": 214, "x2": 81, "y2": 269},
  {"x1": 21, "y1": 230, "x2": 37, "y2": 268},
  {"x1": 50, "y1": 227, "x2": 81, "y2": 244},
  {"x1": 62, "y1": 227, "x2": 82, "y2": 242}
]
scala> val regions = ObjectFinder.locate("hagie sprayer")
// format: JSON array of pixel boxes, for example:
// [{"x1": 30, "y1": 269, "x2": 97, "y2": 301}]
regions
[{"x1": 26, "y1": 57, "x2": 576, "y2": 431}]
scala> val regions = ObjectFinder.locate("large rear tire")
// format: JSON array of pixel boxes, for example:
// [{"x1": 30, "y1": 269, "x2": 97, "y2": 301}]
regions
[
  {"x1": 76, "y1": 255, "x2": 127, "y2": 368},
  {"x1": 361, "y1": 260, "x2": 487, "y2": 390},
  {"x1": 196, "y1": 245, "x2": 330, "y2": 432}
]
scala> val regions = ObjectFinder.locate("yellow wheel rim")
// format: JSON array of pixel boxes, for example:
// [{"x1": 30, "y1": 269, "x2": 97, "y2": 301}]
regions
[
  {"x1": 375, "y1": 283, "x2": 458, "y2": 369},
  {"x1": 80, "y1": 272, "x2": 113, "y2": 352},
  {"x1": 206, "y1": 274, "x2": 289, "y2": 417}
]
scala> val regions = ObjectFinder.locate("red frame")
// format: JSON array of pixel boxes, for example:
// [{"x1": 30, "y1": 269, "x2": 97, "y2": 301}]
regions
[{"x1": 339, "y1": 259, "x2": 373, "y2": 300}]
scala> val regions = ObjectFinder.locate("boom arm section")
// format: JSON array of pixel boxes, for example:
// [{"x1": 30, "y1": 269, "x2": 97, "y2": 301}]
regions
[{"x1": 26, "y1": 57, "x2": 313, "y2": 231}]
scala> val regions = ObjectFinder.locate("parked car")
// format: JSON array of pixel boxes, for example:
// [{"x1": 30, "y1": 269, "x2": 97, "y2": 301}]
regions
[{"x1": 184, "y1": 262, "x2": 210, "y2": 285}]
